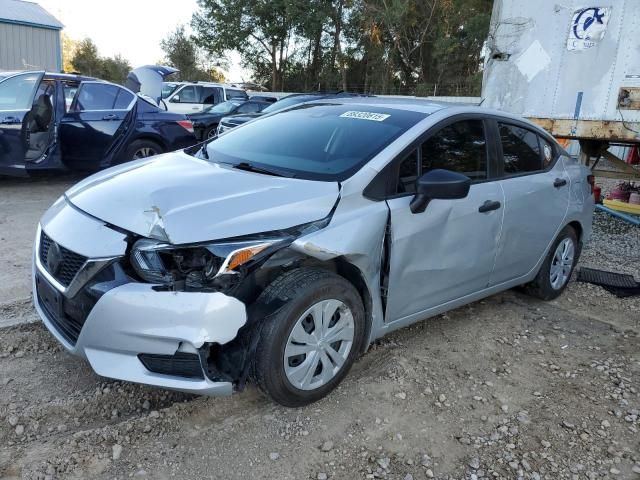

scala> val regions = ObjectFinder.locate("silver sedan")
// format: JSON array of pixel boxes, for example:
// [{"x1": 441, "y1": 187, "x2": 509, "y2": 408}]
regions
[{"x1": 33, "y1": 98, "x2": 594, "y2": 406}]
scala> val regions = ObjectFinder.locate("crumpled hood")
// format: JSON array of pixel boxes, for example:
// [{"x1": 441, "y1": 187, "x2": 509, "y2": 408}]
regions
[{"x1": 65, "y1": 152, "x2": 340, "y2": 245}]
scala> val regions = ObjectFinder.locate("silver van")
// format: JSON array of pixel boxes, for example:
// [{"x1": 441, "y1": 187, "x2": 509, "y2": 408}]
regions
[{"x1": 33, "y1": 98, "x2": 594, "y2": 406}]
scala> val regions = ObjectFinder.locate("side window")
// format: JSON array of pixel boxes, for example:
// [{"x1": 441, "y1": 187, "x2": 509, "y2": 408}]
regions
[
  {"x1": 226, "y1": 89, "x2": 247, "y2": 100},
  {"x1": 201, "y1": 87, "x2": 219, "y2": 105},
  {"x1": 539, "y1": 136, "x2": 554, "y2": 168},
  {"x1": 63, "y1": 84, "x2": 79, "y2": 111},
  {"x1": 396, "y1": 149, "x2": 419, "y2": 194},
  {"x1": 0, "y1": 72, "x2": 41, "y2": 110},
  {"x1": 498, "y1": 123, "x2": 542, "y2": 174},
  {"x1": 421, "y1": 119, "x2": 488, "y2": 181},
  {"x1": 173, "y1": 85, "x2": 199, "y2": 103},
  {"x1": 73, "y1": 84, "x2": 119, "y2": 111},
  {"x1": 113, "y1": 88, "x2": 134, "y2": 109},
  {"x1": 237, "y1": 102, "x2": 261, "y2": 114}
]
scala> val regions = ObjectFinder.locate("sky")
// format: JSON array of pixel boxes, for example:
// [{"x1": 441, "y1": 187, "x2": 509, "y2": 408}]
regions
[{"x1": 38, "y1": 0, "x2": 248, "y2": 81}]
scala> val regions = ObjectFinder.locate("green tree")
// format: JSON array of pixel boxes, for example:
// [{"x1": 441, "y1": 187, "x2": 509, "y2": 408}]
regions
[
  {"x1": 160, "y1": 25, "x2": 223, "y2": 81},
  {"x1": 101, "y1": 54, "x2": 131, "y2": 84},
  {"x1": 70, "y1": 39, "x2": 103, "y2": 77}
]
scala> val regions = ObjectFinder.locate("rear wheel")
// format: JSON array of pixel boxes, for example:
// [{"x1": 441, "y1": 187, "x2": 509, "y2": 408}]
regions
[
  {"x1": 524, "y1": 225, "x2": 578, "y2": 301},
  {"x1": 204, "y1": 125, "x2": 218, "y2": 139},
  {"x1": 253, "y1": 268, "x2": 365, "y2": 407},
  {"x1": 125, "y1": 139, "x2": 163, "y2": 161}
]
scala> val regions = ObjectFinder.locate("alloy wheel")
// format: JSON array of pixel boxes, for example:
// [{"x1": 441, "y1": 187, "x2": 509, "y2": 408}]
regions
[
  {"x1": 132, "y1": 147, "x2": 157, "y2": 159},
  {"x1": 284, "y1": 299, "x2": 354, "y2": 391},
  {"x1": 550, "y1": 237, "x2": 574, "y2": 290}
]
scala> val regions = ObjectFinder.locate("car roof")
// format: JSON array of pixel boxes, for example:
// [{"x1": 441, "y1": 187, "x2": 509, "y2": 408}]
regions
[
  {"x1": 0, "y1": 70, "x2": 95, "y2": 82},
  {"x1": 304, "y1": 96, "x2": 546, "y2": 128}
]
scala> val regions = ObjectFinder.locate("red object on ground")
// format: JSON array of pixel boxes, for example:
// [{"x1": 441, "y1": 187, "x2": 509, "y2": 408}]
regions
[
  {"x1": 610, "y1": 186, "x2": 630, "y2": 202},
  {"x1": 593, "y1": 185, "x2": 602, "y2": 203},
  {"x1": 626, "y1": 146, "x2": 639, "y2": 165}
]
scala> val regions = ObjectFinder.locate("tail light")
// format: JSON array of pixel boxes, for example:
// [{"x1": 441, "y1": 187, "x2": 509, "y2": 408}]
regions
[
  {"x1": 176, "y1": 119, "x2": 194, "y2": 134},
  {"x1": 587, "y1": 174, "x2": 595, "y2": 194}
]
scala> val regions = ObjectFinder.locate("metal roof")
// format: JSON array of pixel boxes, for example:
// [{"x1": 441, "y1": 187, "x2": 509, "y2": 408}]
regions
[{"x1": 0, "y1": 0, "x2": 63, "y2": 30}]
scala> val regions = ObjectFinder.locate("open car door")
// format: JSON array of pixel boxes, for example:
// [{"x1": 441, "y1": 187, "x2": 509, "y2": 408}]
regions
[
  {"x1": 59, "y1": 81, "x2": 137, "y2": 170},
  {"x1": 0, "y1": 71, "x2": 44, "y2": 173}
]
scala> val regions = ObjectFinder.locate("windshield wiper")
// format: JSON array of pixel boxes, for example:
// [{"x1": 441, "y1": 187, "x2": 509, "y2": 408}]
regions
[
  {"x1": 233, "y1": 162, "x2": 291, "y2": 177},
  {"x1": 199, "y1": 142, "x2": 209, "y2": 159}
]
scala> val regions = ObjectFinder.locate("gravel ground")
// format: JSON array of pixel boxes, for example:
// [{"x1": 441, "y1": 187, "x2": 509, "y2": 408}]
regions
[{"x1": 0, "y1": 175, "x2": 639, "y2": 480}]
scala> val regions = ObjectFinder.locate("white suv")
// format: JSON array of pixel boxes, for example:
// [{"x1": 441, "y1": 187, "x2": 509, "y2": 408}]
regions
[{"x1": 164, "y1": 82, "x2": 248, "y2": 114}]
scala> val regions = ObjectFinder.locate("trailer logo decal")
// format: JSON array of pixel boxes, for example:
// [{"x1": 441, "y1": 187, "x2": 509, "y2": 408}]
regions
[{"x1": 567, "y1": 7, "x2": 611, "y2": 51}]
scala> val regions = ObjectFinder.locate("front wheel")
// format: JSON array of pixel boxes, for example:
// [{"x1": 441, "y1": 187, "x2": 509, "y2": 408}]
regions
[
  {"x1": 524, "y1": 225, "x2": 578, "y2": 301},
  {"x1": 253, "y1": 269, "x2": 366, "y2": 407}
]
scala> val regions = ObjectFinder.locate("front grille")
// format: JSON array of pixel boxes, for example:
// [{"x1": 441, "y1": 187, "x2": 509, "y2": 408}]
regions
[
  {"x1": 138, "y1": 353, "x2": 204, "y2": 379},
  {"x1": 35, "y1": 273, "x2": 87, "y2": 345},
  {"x1": 40, "y1": 231, "x2": 87, "y2": 287}
]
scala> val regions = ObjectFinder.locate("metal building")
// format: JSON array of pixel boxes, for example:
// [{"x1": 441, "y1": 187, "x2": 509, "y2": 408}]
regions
[{"x1": 0, "y1": 0, "x2": 63, "y2": 72}]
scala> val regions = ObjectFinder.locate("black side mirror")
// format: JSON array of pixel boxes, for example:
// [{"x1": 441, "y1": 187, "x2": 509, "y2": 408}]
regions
[{"x1": 410, "y1": 169, "x2": 471, "y2": 214}]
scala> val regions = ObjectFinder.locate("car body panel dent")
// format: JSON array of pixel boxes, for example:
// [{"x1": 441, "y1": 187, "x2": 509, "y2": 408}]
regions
[{"x1": 65, "y1": 152, "x2": 340, "y2": 244}]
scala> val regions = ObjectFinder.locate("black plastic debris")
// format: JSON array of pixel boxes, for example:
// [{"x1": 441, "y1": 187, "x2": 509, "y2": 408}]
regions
[{"x1": 577, "y1": 267, "x2": 640, "y2": 297}]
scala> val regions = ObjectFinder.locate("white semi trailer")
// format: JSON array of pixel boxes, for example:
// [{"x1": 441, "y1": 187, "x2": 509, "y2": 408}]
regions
[{"x1": 482, "y1": 0, "x2": 639, "y2": 179}]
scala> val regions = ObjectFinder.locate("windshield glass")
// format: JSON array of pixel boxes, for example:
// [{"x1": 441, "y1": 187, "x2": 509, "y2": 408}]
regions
[
  {"x1": 204, "y1": 100, "x2": 241, "y2": 114},
  {"x1": 261, "y1": 95, "x2": 321, "y2": 114},
  {"x1": 204, "y1": 103, "x2": 426, "y2": 181},
  {"x1": 161, "y1": 83, "x2": 179, "y2": 99}
]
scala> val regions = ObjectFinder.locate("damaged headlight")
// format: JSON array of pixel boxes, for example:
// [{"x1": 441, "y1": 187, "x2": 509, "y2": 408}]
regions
[{"x1": 129, "y1": 217, "x2": 331, "y2": 291}]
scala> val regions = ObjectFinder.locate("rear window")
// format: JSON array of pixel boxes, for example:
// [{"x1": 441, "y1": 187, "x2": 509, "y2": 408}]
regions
[{"x1": 206, "y1": 104, "x2": 426, "y2": 181}]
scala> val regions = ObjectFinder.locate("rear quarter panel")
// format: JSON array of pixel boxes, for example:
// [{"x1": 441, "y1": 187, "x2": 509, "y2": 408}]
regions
[{"x1": 562, "y1": 155, "x2": 594, "y2": 245}]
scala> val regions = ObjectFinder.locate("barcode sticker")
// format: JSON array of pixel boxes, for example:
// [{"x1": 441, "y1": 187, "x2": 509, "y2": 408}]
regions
[{"x1": 340, "y1": 111, "x2": 390, "y2": 122}]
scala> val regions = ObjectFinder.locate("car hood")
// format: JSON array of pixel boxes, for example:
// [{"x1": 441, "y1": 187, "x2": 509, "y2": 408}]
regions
[{"x1": 64, "y1": 151, "x2": 339, "y2": 245}]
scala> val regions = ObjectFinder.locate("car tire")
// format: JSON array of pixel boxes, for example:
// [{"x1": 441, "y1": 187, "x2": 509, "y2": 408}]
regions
[
  {"x1": 253, "y1": 268, "x2": 366, "y2": 407},
  {"x1": 204, "y1": 125, "x2": 218, "y2": 139},
  {"x1": 125, "y1": 139, "x2": 163, "y2": 161},
  {"x1": 524, "y1": 225, "x2": 579, "y2": 301}
]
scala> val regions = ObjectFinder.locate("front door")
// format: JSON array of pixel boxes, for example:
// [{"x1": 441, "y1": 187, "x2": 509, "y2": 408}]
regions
[
  {"x1": 0, "y1": 71, "x2": 44, "y2": 171},
  {"x1": 59, "y1": 81, "x2": 136, "y2": 170},
  {"x1": 384, "y1": 118, "x2": 504, "y2": 323},
  {"x1": 167, "y1": 85, "x2": 202, "y2": 114},
  {"x1": 490, "y1": 122, "x2": 570, "y2": 284}
]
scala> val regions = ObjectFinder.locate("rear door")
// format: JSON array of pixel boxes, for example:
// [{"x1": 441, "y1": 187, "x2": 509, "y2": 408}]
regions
[
  {"x1": 167, "y1": 85, "x2": 202, "y2": 113},
  {"x1": 489, "y1": 121, "x2": 570, "y2": 285},
  {"x1": 0, "y1": 71, "x2": 44, "y2": 170},
  {"x1": 200, "y1": 86, "x2": 223, "y2": 107},
  {"x1": 59, "y1": 81, "x2": 136, "y2": 170}
]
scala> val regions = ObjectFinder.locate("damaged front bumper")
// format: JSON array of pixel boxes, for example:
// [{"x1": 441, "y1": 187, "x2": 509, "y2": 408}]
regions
[{"x1": 33, "y1": 200, "x2": 248, "y2": 396}]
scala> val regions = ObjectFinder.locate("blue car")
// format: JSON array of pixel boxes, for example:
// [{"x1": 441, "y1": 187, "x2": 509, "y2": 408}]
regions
[{"x1": 0, "y1": 66, "x2": 196, "y2": 176}]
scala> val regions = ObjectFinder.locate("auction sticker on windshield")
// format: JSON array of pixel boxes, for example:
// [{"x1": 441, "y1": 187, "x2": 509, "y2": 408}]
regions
[{"x1": 340, "y1": 111, "x2": 390, "y2": 121}]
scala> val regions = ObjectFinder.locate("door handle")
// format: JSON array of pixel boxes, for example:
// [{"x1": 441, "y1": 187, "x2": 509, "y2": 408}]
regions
[
  {"x1": 102, "y1": 114, "x2": 118, "y2": 120},
  {"x1": 553, "y1": 178, "x2": 567, "y2": 187},
  {"x1": 478, "y1": 200, "x2": 501, "y2": 213}
]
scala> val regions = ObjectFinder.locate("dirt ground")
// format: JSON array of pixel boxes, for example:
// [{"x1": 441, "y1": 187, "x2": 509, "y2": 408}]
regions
[{"x1": 0, "y1": 175, "x2": 639, "y2": 480}]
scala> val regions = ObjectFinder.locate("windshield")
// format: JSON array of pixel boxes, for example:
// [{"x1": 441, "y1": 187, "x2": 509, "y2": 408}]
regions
[
  {"x1": 161, "y1": 83, "x2": 179, "y2": 99},
  {"x1": 204, "y1": 100, "x2": 241, "y2": 114},
  {"x1": 261, "y1": 95, "x2": 321, "y2": 114},
  {"x1": 204, "y1": 103, "x2": 426, "y2": 181}
]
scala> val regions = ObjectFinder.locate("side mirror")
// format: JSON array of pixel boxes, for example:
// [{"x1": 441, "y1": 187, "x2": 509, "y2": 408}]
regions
[
  {"x1": 170, "y1": 95, "x2": 180, "y2": 103},
  {"x1": 410, "y1": 169, "x2": 471, "y2": 214}
]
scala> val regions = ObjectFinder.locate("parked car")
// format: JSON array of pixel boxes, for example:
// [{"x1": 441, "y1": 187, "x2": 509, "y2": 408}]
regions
[
  {"x1": 0, "y1": 66, "x2": 196, "y2": 176},
  {"x1": 33, "y1": 98, "x2": 594, "y2": 406},
  {"x1": 217, "y1": 92, "x2": 363, "y2": 135},
  {"x1": 164, "y1": 82, "x2": 248, "y2": 114},
  {"x1": 248, "y1": 95, "x2": 279, "y2": 103},
  {"x1": 189, "y1": 99, "x2": 271, "y2": 140}
]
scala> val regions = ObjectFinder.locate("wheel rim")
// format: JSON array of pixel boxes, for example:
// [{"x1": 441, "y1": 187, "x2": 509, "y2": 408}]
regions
[
  {"x1": 284, "y1": 299, "x2": 354, "y2": 391},
  {"x1": 206, "y1": 128, "x2": 216, "y2": 139},
  {"x1": 132, "y1": 147, "x2": 157, "y2": 159},
  {"x1": 550, "y1": 237, "x2": 575, "y2": 290}
]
